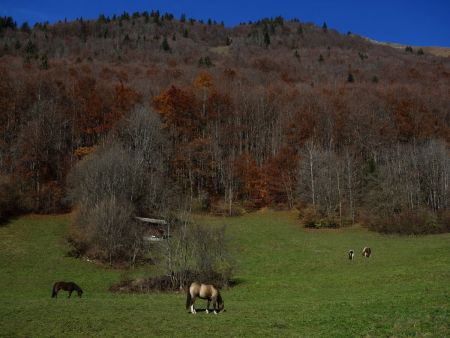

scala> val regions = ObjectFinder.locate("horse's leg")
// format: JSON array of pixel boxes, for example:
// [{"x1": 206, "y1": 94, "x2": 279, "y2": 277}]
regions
[
  {"x1": 212, "y1": 297, "x2": 218, "y2": 315},
  {"x1": 206, "y1": 299, "x2": 211, "y2": 314},
  {"x1": 190, "y1": 297, "x2": 197, "y2": 314},
  {"x1": 68, "y1": 290, "x2": 72, "y2": 298}
]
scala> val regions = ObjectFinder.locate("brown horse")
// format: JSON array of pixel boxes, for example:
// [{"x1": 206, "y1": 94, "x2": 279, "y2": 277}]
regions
[
  {"x1": 362, "y1": 247, "x2": 372, "y2": 258},
  {"x1": 186, "y1": 282, "x2": 224, "y2": 314},
  {"x1": 51, "y1": 281, "x2": 83, "y2": 298}
]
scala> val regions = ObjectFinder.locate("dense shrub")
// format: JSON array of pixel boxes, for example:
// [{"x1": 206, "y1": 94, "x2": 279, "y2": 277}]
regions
[
  {"x1": 367, "y1": 209, "x2": 449, "y2": 235},
  {"x1": 299, "y1": 205, "x2": 340, "y2": 229},
  {"x1": 36, "y1": 181, "x2": 69, "y2": 214},
  {"x1": 110, "y1": 269, "x2": 232, "y2": 293},
  {"x1": 0, "y1": 176, "x2": 21, "y2": 223}
]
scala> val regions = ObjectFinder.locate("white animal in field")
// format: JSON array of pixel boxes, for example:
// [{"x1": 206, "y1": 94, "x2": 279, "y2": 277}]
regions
[{"x1": 348, "y1": 250, "x2": 354, "y2": 260}]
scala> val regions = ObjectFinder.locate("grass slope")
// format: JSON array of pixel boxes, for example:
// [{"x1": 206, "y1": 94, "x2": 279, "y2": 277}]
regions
[{"x1": 0, "y1": 212, "x2": 449, "y2": 337}]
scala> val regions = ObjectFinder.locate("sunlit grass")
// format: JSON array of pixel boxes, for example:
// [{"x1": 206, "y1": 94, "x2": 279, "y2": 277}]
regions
[{"x1": 1, "y1": 211, "x2": 449, "y2": 337}]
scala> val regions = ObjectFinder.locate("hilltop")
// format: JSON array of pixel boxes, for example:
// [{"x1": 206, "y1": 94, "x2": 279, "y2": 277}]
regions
[{"x1": 365, "y1": 37, "x2": 450, "y2": 57}]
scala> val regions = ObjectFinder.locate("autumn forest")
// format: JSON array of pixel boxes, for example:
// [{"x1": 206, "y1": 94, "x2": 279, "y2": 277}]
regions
[{"x1": 0, "y1": 11, "x2": 449, "y2": 248}]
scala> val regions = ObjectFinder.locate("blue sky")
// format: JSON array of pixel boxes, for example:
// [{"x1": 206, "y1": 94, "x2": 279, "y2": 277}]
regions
[{"x1": 2, "y1": 0, "x2": 449, "y2": 47}]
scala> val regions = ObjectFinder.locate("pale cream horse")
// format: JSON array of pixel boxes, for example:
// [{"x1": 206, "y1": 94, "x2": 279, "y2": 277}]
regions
[{"x1": 186, "y1": 282, "x2": 224, "y2": 314}]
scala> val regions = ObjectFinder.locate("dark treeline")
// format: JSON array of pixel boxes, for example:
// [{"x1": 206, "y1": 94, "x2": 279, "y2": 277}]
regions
[{"x1": 0, "y1": 12, "x2": 448, "y2": 235}]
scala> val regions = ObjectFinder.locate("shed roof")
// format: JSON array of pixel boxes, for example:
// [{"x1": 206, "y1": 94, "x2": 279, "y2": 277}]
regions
[{"x1": 135, "y1": 217, "x2": 167, "y2": 225}]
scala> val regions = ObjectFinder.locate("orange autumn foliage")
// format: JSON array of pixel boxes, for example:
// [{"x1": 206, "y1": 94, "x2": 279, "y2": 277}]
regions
[{"x1": 234, "y1": 153, "x2": 268, "y2": 208}]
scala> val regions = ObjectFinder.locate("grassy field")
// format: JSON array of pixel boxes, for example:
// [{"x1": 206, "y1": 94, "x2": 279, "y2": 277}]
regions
[{"x1": 0, "y1": 211, "x2": 449, "y2": 337}]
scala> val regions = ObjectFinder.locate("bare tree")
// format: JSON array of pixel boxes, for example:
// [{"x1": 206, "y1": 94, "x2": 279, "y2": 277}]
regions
[
  {"x1": 86, "y1": 195, "x2": 135, "y2": 265},
  {"x1": 69, "y1": 107, "x2": 175, "y2": 264}
]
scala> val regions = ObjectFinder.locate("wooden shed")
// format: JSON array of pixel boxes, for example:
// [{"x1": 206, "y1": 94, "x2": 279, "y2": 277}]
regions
[{"x1": 135, "y1": 217, "x2": 168, "y2": 242}]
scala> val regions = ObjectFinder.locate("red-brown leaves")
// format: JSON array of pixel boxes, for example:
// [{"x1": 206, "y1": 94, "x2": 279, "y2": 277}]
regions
[
  {"x1": 234, "y1": 153, "x2": 267, "y2": 208},
  {"x1": 153, "y1": 85, "x2": 200, "y2": 137}
]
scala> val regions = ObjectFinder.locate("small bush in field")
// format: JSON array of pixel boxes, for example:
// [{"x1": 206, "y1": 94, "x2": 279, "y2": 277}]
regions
[{"x1": 299, "y1": 205, "x2": 340, "y2": 229}]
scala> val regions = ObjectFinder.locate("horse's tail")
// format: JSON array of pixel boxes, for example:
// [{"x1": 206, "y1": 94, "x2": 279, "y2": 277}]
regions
[
  {"x1": 186, "y1": 288, "x2": 192, "y2": 310},
  {"x1": 51, "y1": 283, "x2": 57, "y2": 298}
]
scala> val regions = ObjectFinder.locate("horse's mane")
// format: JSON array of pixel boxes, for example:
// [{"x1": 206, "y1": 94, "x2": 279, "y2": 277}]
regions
[{"x1": 71, "y1": 282, "x2": 82, "y2": 292}]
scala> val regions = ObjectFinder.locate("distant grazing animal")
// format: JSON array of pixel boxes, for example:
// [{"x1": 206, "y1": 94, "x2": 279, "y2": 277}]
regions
[
  {"x1": 362, "y1": 247, "x2": 372, "y2": 258},
  {"x1": 51, "y1": 281, "x2": 83, "y2": 298},
  {"x1": 186, "y1": 282, "x2": 224, "y2": 314},
  {"x1": 348, "y1": 250, "x2": 354, "y2": 260}
]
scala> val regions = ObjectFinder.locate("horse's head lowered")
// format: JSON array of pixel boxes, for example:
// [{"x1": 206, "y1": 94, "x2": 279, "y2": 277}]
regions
[{"x1": 216, "y1": 293, "x2": 225, "y2": 312}]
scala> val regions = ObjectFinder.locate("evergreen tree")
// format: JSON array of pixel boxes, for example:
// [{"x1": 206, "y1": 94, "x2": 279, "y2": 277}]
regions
[
  {"x1": 40, "y1": 53, "x2": 49, "y2": 70},
  {"x1": 198, "y1": 56, "x2": 214, "y2": 67},
  {"x1": 0, "y1": 16, "x2": 17, "y2": 31},
  {"x1": 322, "y1": 22, "x2": 328, "y2": 32},
  {"x1": 161, "y1": 37, "x2": 170, "y2": 51},
  {"x1": 417, "y1": 48, "x2": 424, "y2": 55},
  {"x1": 25, "y1": 40, "x2": 37, "y2": 56},
  {"x1": 97, "y1": 14, "x2": 107, "y2": 24},
  {"x1": 264, "y1": 31, "x2": 271, "y2": 47},
  {"x1": 153, "y1": 11, "x2": 161, "y2": 25},
  {"x1": 120, "y1": 11, "x2": 130, "y2": 21},
  {"x1": 297, "y1": 24, "x2": 304, "y2": 35},
  {"x1": 180, "y1": 13, "x2": 186, "y2": 22},
  {"x1": 183, "y1": 29, "x2": 189, "y2": 38},
  {"x1": 347, "y1": 72, "x2": 355, "y2": 83},
  {"x1": 163, "y1": 13, "x2": 174, "y2": 21},
  {"x1": 20, "y1": 22, "x2": 31, "y2": 33}
]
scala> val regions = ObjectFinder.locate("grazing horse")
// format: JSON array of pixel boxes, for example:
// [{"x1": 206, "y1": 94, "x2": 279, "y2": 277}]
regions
[
  {"x1": 362, "y1": 247, "x2": 372, "y2": 258},
  {"x1": 348, "y1": 250, "x2": 354, "y2": 260},
  {"x1": 51, "y1": 281, "x2": 83, "y2": 298},
  {"x1": 186, "y1": 282, "x2": 224, "y2": 314}
]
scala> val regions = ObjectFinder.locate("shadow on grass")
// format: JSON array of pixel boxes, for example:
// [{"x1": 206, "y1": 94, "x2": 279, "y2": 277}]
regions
[
  {"x1": 187, "y1": 308, "x2": 228, "y2": 314},
  {"x1": 110, "y1": 272, "x2": 246, "y2": 294},
  {"x1": 0, "y1": 215, "x2": 19, "y2": 227},
  {"x1": 227, "y1": 277, "x2": 245, "y2": 288}
]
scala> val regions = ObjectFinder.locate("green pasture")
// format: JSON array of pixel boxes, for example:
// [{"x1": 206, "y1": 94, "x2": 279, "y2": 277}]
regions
[{"x1": 0, "y1": 211, "x2": 449, "y2": 337}]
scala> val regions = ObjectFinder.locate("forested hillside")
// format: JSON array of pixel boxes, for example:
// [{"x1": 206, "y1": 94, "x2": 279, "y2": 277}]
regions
[{"x1": 0, "y1": 11, "x2": 448, "y2": 233}]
